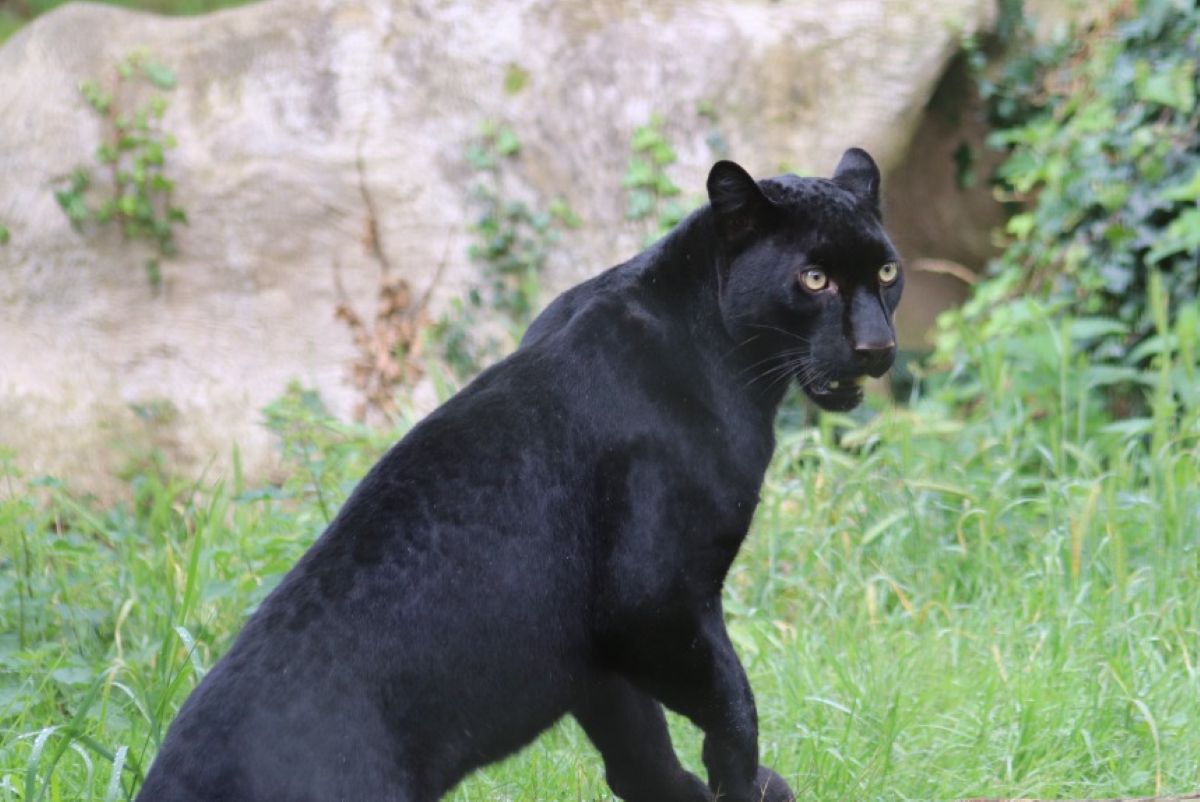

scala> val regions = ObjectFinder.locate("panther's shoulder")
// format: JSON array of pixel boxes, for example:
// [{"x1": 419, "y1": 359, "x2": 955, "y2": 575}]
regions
[{"x1": 519, "y1": 257, "x2": 655, "y2": 349}]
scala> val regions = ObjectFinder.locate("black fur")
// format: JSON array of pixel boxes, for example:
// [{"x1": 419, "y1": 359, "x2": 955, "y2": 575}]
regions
[{"x1": 137, "y1": 150, "x2": 902, "y2": 802}]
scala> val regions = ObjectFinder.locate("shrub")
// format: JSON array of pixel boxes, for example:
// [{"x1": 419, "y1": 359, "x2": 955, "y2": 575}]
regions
[{"x1": 967, "y1": 0, "x2": 1200, "y2": 365}]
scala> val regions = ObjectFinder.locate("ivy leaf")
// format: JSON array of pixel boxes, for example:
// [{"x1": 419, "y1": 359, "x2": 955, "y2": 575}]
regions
[
  {"x1": 649, "y1": 140, "x2": 676, "y2": 167},
  {"x1": 493, "y1": 127, "x2": 520, "y2": 157},
  {"x1": 623, "y1": 158, "x2": 655, "y2": 189},
  {"x1": 548, "y1": 199, "x2": 581, "y2": 229},
  {"x1": 465, "y1": 144, "x2": 493, "y2": 171},
  {"x1": 58, "y1": 193, "x2": 90, "y2": 224},
  {"x1": 1146, "y1": 208, "x2": 1200, "y2": 265},
  {"x1": 1134, "y1": 59, "x2": 1195, "y2": 112},
  {"x1": 625, "y1": 188, "x2": 655, "y2": 220},
  {"x1": 1162, "y1": 169, "x2": 1200, "y2": 202},
  {"x1": 631, "y1": 120, "x2": 664, "y2": 152},
  {"x1": 1005, "y1": 212, "x2": 1035, "y2": 240},
  {"x1": 502, "y1": 63, "x2": 529, "y2": 95},
  {"x1": 142, "y1": 61, "x2": 177, "y2": 90}
]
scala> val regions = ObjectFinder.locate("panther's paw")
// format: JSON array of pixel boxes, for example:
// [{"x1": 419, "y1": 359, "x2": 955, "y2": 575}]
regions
[{"x1": 754, "y1": 765, "x2": 795, "y2": 802}]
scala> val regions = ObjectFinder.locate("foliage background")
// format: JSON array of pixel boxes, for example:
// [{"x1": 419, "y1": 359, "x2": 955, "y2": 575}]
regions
[
  {"x1": 2, "y1": 0, "x2": 1200, "y2": 800},
  {"x1": 951, "y1": 0, "x2": 1200, "y2": 374}
]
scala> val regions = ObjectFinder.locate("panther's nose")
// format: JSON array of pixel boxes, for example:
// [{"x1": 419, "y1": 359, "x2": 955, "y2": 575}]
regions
[{"x1": 854, "y1": 341, "x2": 896, "y2": 378}]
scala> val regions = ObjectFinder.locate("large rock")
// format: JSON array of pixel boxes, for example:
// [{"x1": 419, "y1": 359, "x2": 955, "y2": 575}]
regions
[
  {"x1": 883, "y1": 53, "x2": 1009, "y2": 350},
  {"x1": 0, "y1": 0, "x2": 996, "y2": 496}
]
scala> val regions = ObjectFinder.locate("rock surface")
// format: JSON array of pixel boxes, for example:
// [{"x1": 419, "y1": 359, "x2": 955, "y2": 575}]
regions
[
  {"x1": 883, "y1": 52, "x2": 1008, "y2": 350},
  {"x1": 0, "y1": 0, "x2": 996, "y2": 495}
]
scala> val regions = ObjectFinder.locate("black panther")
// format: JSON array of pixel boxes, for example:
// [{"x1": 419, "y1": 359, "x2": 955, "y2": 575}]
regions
[{"x1": 136, "y1": 148, "x2": 902, "y2": 802}]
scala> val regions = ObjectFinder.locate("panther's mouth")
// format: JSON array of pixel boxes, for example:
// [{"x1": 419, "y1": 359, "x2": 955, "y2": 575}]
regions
[{"x1": 802, "y1": 375, "x2": 867, "y2": 412}]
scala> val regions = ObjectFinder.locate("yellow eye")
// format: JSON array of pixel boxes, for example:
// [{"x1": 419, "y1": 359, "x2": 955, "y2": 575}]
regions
[
  {"x1": 878, "y1": 262, "x2": 899, "y2": 284},
  {"x1": 800, "y1": 268, "x2": 828, "y2": 292}
]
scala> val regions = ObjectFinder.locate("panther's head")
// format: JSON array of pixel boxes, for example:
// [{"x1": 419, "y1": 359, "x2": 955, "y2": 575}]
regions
[{"x1": 708, "y1": 149, "x2": 903, "y2": 411}]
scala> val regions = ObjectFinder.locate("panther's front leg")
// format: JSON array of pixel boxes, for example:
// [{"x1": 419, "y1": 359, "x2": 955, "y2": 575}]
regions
[
  {"x1": 627, "y1": 602, "x2": 795, "y2": 802},
  {"x1": 573, "y1": 674, "x2": 712, "y2": 802}
]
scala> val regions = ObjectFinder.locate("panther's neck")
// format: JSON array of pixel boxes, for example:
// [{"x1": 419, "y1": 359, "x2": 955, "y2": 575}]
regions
[{"x1": 640, "y1": 208, "x2": 792, "y2": 417}]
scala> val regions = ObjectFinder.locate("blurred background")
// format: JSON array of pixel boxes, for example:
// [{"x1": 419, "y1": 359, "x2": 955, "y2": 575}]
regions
[
  {"x1": 2, "y1": 1, "x2": 1200, "y2": 800},
  {"x1": 0, "y1": 0, "x2": 1047, "y2": 493}
]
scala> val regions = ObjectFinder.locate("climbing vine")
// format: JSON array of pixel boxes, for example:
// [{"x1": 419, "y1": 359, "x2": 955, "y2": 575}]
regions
[
  {"x1": 623, "y1": 108, "x2": 730, "y2": 246},
  {"x1": 430, "y1": 121, "x2": 578, "y2": 380},
  {"x1": 54, "y1": 51, "x2": 186, "y2": 286},
  {"x1": 623, "y1": 115, "x2": 688, "y2": 245}
]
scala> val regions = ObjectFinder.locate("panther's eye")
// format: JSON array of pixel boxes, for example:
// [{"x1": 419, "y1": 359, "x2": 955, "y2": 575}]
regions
[
  {"x1": 799, "y1": 268, "x2": 828, "y2": 292},
  {"x1": 878, "y1": 262, "x2": 899, "y2": 285}
]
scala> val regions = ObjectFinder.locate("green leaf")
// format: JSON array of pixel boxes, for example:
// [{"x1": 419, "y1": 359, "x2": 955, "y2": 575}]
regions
[
  {"x1": 658, "y1": 198, "x2": 689, "y2": 229},
  {"x1": 104, "y1": 746, "x2": 128, "y2": 802},
  {"x1": 861, "y1": 509, "x2": 907, "y2": 547},
  {"x1": 493, "y1": 127, "x2": 520, "y2": 157},
  {"x1": 143, "y1": 142, "x2": 165, "y2": 166},
  {"x1": 1083, "y1": 365, "x2": 1152, "y2": 387},
  {"x1": 1072, "y1": 99, "x2": 1116, "y2": 133},
  {"x1": 1068, "y1": 317, "x2": 1128, "y2": 341},
  {"x1": 1134, "y1": 59, "x2": 1196, "y2": 112},
  {"x1": 502, "y1": 63, "x2": 529, "y2": 95},
  {"x1": 50, "y1": 665, "x2": 94, "y2": 687},
  {"x1": 650, "y1": 140, "x2": 676, "y2": 167},
  {"x1": 465, "y1": 144, "x2": 494, "y2": 170},
  {"x1": 1005, "y1": 212, "x2": 1035, "y2": 239},
  {"x1": 1127, "y1": 333, "x2": 1178, "y2": 364},
  {"x1": 953, "y1": 141, "x2": 977, "y2": 189},
  {"x1": 1094, "y1": 182, "x2": 1129, "y2": 212},
  {"x1": 1163, "y1": 169, "x2": 1200, "y2": 202},
  {"x1": 625, "y1": 188, "x2": 655, "y2": 220},
  {"x1": 70, "y1": 168, "x2": 91, "y2": 192},
  {"x1": 142, "y1": 60, "x2": 177, "y2": 90},
  {"x1": 79, "y1": 81, "x2": 111, "y2": 114},
  {"x1": 1101, "y1": 418, "x2": 1154, "y2": 438},
  {"x1": 631, "y1": 122, "x2": 663, "y2": 152},
  {"x1": 65, "y1": 196, "x2": 90, "y2": 224},
  {"x1": 654, "y1": 173, "x2": 680, "y2": 197},
  {"x1": 145, "y1": 258, "x2": 162, "y2": 286},
  {"x1": 548, "y1": 199, "x2": 581, "y2": 228},
  {"x1": 622, "y1": 158, "x2": 654, "y2": 189},
  {"x1": 1146, "y1": 208, "x2": 1200, "y2": 264}
]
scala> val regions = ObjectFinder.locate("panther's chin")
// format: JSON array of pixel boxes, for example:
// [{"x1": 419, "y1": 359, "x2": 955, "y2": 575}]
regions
[{"x1": 801, "y1": 376, "x2": 866, "y2": 412}]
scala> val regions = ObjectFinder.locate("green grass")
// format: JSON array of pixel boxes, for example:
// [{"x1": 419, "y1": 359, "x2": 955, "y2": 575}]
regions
[
  {"x1": 2, "y1": 309, "x2": 1198, "y2": 801},
  {"x1": 0, "y1": 0, "x2": 257, "y2": 45}
]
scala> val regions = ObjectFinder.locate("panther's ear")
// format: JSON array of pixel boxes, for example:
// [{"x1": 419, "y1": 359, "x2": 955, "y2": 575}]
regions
[
  {"x1": 707, "y1": 160, "x2": 776, "y2": 245},
  {"x1": 832, "y1": 147, "x2": 882, "y2": 217}
]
